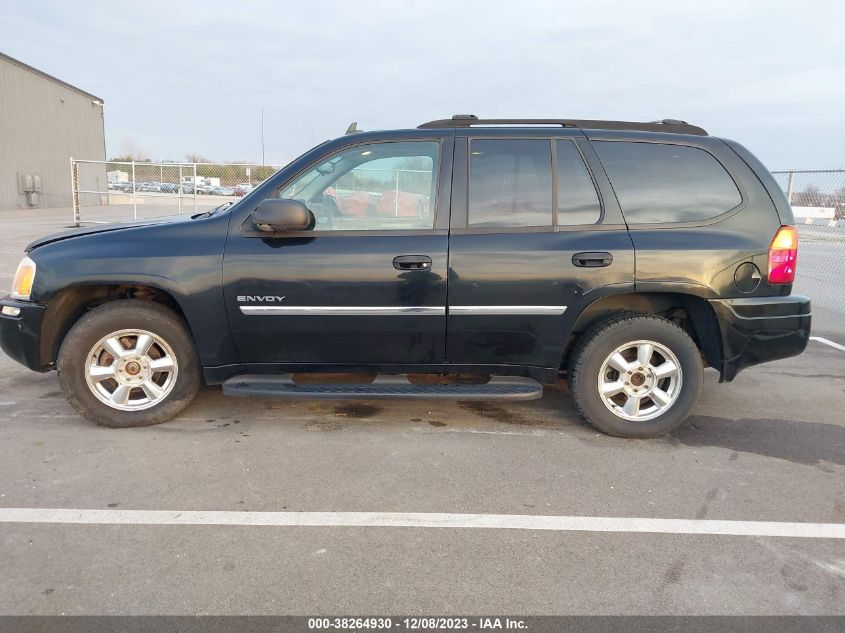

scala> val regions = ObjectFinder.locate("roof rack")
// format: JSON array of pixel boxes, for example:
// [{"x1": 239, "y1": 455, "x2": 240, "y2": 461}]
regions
[{"x1": 417, "y1": 114, "x2": 708, "y2": 136}]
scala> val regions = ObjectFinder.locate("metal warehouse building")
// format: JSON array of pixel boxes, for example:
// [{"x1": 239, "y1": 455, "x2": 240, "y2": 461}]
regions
[{"x1": 0, "y1": 52, "x2": 105, "y2": 210}]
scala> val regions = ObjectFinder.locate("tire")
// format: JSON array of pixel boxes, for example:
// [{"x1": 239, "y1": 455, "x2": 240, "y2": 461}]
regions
[
  {"x1": 57, "y1": 300, "x2": 201, "y2": 428},
  {"x1": 568, "y1": 314, "x2": 703, "y2": 438}
]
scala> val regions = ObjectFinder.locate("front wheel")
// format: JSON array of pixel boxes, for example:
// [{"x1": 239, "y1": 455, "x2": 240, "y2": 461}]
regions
[
  {"x1": 568, "y1": 314, "x2": 703, "y2": 438},
  {"x1": 57, "y1": 300, "x2": 201, "y2": 427}
]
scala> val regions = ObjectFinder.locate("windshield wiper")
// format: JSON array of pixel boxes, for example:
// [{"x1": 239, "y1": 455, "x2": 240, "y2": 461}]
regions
[{"x1": 192, "y1": 201, "x2": 233, "y2": 219}]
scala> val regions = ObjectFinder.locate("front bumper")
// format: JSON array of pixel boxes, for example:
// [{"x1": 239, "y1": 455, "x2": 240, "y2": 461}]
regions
[
  {"x1": 0, "y1": 295, "x2": 48, "y2": 372},
  {"x1": 708, "y1": 295, "x2": 811, "y2": 382}
]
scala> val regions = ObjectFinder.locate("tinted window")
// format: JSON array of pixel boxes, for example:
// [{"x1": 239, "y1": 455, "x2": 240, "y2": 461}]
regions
[
  {"x1": 469, "y1": 139, "x2": 552, "y2": 228},
  {"x1": 556, "y1": 141, "x2": 601, "y2": 225},
  {"x1": 594, "y1": 142, "x2": 741, "y2": 224},
  {"x1": 276, "y1": 141, "x2": 439, "y2": 231}
]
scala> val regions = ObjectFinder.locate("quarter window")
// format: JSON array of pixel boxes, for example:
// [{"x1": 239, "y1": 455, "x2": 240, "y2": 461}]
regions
[
  {"x1": 275, "y1": 141, "x2": 439, "y2": 231},
  {"x1": 593, "y1": 141, "x2": 742, "y2": 224},
  {"x1": 468, "y1": 139, "x2": 553, "y2": 228},
  {"x1": 556, "y1": 141, "x2": 601, "y2": 225}
]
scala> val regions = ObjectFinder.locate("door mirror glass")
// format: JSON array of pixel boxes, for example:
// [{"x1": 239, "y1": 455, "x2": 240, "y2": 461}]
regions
[{"x1": 253, "y1": 198, "x2": 315, "y2": 232}]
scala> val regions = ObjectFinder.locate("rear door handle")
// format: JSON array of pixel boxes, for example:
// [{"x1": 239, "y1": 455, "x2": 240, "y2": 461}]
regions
[
  {"x1": 393, "y1": 255, "x2": 432, "y2": 271},
  {"x1": 572, "y1": 251, "x2": 613, "y2": 267}
]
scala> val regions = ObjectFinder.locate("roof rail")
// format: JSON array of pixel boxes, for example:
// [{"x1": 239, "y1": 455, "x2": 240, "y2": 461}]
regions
[{"x1": 417, "y1": 115, "x2": 708, "y2": 136}]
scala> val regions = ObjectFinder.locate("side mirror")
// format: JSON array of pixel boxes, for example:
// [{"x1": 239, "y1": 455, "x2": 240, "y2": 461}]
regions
[{"x1": 253, "y1": 199, "x2": 314, "y2": 232}]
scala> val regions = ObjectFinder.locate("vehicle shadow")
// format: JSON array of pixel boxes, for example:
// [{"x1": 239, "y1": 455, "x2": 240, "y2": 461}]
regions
[
  {"x1": 670, "y1": 414, "x2": 845, "y2": 467},
  {"x1": 168, "y1": 381, "x2": 590, "y2": 434}
]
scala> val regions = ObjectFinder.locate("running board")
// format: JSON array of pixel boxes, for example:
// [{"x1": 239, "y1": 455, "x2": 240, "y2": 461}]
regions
[{"x1": 221, "y1": 374, "x2": 543, "y2": 401}]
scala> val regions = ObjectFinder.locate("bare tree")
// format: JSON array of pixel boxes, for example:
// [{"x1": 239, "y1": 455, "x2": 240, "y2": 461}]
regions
[
  {"x1": 186, "y1": 153, "x2": 212, "y2": 163},
  {"x1": 793, "y1": 184, "x2": 821, "y2": 207},
  {"x1": 117, "y1": 137, "x2": 149, "y2": 161}
]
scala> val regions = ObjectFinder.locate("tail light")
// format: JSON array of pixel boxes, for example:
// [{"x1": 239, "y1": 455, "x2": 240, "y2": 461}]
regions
[{"x1": 768, "y1": 226, "x2": 798, "y2": 284}]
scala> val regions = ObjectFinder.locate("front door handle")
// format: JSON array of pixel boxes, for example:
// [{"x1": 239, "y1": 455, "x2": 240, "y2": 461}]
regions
[
  {"x1": 572, "y1": 251, "x2": 613, "y2": 267},
  {"x1": 393, "y1": 255, "x2": 432, "y2": 271}
]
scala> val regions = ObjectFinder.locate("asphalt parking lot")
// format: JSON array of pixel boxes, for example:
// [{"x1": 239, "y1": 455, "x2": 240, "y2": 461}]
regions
[{"x1": 0, "y1": 208, "x2": 843, "y2": 615}]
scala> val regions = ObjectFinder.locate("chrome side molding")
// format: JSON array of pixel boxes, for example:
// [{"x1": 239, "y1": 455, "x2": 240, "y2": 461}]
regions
[{"x1": 240, "y1": 305, "x2": 567, "y2": 316}]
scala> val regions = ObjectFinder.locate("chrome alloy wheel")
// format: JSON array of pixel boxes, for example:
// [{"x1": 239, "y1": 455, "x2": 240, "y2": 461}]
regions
[
  {"x1": 84, "y1": 329, "x2": 178, "y2": 411},
  {"x1": 597, "y1": 339, "x2": 683, "y2": 422}
]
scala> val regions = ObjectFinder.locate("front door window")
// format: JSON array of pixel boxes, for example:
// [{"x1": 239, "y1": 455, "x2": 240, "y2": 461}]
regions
[{"x1": 275, "y1": 141, "x2": 440, "y2": 232}]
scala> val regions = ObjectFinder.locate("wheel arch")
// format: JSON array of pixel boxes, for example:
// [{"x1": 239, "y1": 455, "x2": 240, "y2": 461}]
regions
[
  {"x1": 564, "y1": 291, "x2": 723, "y2": 374},
  {"x1": 39, "y1": 283, "x2": 193, "y2": 368}
]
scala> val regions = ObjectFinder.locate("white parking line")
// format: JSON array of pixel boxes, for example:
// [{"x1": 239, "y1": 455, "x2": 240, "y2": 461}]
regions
[
  {"x1": 0, "y1": 508, "x2": 843, "y2": 539},
  {"x1": 810, "y1": 336, "x2": 845, "y2": 352}
]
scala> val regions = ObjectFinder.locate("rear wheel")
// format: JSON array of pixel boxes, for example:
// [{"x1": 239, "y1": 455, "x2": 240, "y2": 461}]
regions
[
  {"x1": 57, "y1": 300, "x2": 201, "y2": 427},
  {"x1": 568, "y1": 314, "x2": 703, "y2": 437}
]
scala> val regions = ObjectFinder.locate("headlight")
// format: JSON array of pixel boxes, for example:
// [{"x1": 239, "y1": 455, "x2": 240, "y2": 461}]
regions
[{"x1": 10, "y1": 256, "x2": 36, "y2": 300}]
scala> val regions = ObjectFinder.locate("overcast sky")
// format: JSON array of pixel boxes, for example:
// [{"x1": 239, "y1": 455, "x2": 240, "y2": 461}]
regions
[{"x1": 2, "y1": 0, "x2": 843, "y2": 168}]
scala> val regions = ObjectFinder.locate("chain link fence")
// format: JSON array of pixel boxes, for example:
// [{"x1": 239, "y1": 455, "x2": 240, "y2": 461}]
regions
[
  {"x1": 72, "y1": 161, "x2": 434, "y2": 224},
  {"x1": 771, "y1": 169, "x2": 845, "y2": 221},
  {"x1": 71, "y1": 159, "x2": 284, "y2": 225},
  {"x1": 772, "y1": 170, "x2": 845, "y2": 318}
]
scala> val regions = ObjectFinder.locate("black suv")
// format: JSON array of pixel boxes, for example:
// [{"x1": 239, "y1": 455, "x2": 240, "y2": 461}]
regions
[{"x1": 0, "y1": 115, "x2": 810, "y2": 437}]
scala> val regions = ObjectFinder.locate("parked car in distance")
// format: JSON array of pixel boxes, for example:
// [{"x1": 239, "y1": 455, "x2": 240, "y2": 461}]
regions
[{"x1": 0, "y1": 115, "x2": 810, "y2": 437}]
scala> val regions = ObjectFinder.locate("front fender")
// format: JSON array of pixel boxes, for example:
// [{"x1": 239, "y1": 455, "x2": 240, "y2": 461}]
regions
[{"x1": 27, "y1": 214, "x2": 237, "y2": 367}]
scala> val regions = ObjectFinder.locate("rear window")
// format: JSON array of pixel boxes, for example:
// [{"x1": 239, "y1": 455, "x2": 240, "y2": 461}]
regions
[
  {"x1": 468, "y1": 139, "x2": 553, "y2": 228},
  {"x1": 594, "y1": 141, "x2": 742, "y2": 224}
]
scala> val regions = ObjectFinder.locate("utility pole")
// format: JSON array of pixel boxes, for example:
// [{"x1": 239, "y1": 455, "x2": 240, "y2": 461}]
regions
[{"x1": 261, "y1": 106, "x2": 265, "y2": 166}]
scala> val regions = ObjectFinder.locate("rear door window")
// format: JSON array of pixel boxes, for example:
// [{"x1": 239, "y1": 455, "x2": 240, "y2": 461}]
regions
[
  {"x1": 556, "y1": 141, "x2": 602, "y2": 225},
  {"x1": 593, "y1": 141, "x2": 742, "y2": 224},
  {"x1": 468, "y1": 139, "x2": 553, "y2": 228}
]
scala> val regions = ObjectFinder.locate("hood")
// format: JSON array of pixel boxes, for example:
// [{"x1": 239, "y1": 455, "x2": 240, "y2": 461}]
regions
[{"x1": 25, "y1": 215, "x2": 192, "y2": 252}]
